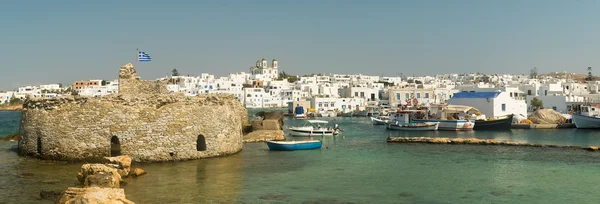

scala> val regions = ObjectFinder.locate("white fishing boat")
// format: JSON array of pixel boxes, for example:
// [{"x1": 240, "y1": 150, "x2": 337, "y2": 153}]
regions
[
  {"x1": 370, "y1": 116, "x2": 389, "y2": 125},
  {"x1": 288, "y1": 120, "x2": 341, "y2": 136},
  {"x1": 411, "y1": 105, "x2": 477, "y2": 131},
  {"x1": 573, "y1": 105, "x2": 600, "y2": 129}
]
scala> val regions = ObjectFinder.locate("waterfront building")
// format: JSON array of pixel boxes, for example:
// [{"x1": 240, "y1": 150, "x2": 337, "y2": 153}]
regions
[
  {"x1": 448, "y1": 91, "x2": 527, "y2": 119},
  {"x1": 388, "y1": 88, "x2": 436, "y2": 108},
  {"x1": 310, "y1": 97, "x2": 365, "y2": 114}
]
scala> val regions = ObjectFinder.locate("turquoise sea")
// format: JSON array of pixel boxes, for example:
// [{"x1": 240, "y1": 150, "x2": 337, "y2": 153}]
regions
[{"x1": 2, "y1": 109, "x2": 600, "y2": 203}]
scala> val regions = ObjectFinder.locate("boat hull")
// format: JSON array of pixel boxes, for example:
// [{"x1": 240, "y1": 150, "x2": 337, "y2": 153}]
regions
[
  {"x1": 370, "y1": 117, "x2": 388, "y2": 125},
  {"x1": 412, "y1": 119, "x2": 474, "y2": 131},
  {"x1": 386, "y1": 122, "x2": 439, "y2": 131},
  {"x1": 572, "y1": 114, "x2": 600, "y2": 129},
  {"x1": 289, "y1": 129, "x2": 336, "y2": 136},
  {"x1": 267, "y1": 140, "x2": 322, "y2": 151},
  {"x1": 473, "y1": 115, "x2": 513, "y2": 130}
]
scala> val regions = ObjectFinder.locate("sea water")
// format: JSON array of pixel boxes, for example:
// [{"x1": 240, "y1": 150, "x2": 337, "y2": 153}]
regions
[{"x1": 1, "y1": 110, "x2": 600, "y2": 203}]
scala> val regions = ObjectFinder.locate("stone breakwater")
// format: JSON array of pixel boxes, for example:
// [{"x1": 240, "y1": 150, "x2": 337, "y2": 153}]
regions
[
  {"x1": 56, "y1": 155, "x2": 138, "y2": 203},
  {"x1": 19, "y1": 63, "x2": 248, "y2": 162},
  {"x1": 387, "y1": 137, "x2": 600, "y2": 151}
]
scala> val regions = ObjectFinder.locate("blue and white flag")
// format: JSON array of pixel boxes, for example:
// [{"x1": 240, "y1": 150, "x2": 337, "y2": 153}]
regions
[{"x1": 138, "y1": 51, "x2": 152, "y2": 62}]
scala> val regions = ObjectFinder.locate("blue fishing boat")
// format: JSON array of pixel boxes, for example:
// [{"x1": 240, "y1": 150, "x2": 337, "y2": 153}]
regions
[
  {"x1": 294, "y1": 105, "x2": 306, "y2": 118},
  {"x1": 266, "y1": 140, "x2": 323, "y2": 151}
]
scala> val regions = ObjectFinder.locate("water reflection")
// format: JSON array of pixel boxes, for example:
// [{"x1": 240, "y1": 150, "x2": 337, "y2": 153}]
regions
[{"x1": 126, "y1": 154, "x2": 242, "y2": 203}]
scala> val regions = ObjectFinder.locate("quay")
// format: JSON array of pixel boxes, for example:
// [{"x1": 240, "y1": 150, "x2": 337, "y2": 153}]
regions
[
  {"x1": 387, "y1": 137, "x2": 599, "y2": 151},
  {"x1": 510, "y1": 123, "x2": 576, "y2": 129}
]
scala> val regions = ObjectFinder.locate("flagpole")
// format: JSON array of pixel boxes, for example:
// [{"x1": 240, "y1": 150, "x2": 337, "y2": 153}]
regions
[{"x1": 136, "y1": 48, "x2": 139, "y2": 69}]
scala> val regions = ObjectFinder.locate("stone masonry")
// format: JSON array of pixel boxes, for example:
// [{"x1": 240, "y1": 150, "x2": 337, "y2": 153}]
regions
[{"x1": 18, "y1": 63, "x2": 248, "y2": 162}]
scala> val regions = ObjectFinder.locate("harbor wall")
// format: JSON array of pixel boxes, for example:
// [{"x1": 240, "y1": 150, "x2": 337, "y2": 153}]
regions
[{"x1": 18, "y1": 63, "x2": 247, "y2": 162}]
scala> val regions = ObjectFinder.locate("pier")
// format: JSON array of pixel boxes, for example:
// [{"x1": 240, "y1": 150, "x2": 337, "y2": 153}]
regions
[{"x1": 387, "y1": 137, "x2": 599, "y2": 151}]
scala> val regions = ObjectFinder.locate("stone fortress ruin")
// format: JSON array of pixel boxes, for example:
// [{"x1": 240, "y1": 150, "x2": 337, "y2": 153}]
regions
[{"x1": 18, "y1": 63, "x2": 247, "y2": 162}]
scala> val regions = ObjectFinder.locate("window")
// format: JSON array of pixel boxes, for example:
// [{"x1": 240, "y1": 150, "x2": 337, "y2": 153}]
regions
[
  {"x1": 355, "y1": 92, "x2": 358, "y2": 97},
  {"x1": 331, "y1": 103, "x2": 335, "y2": 107},
  {"x1": 527, "y1": 90, "x2": 532, "y2": 95},
  {"x1": 319, "y1": 103, "x2": 323, "y2": 107},
  {"x1": 405, "y1": 93, "x2": 409, "y2": 99},
  {"x1": 110, "y1": 136, "x2": 121, "y2": 157},
  {"x1": 324, "y1": 103, "x2": 329, "y2": 107},
  {"x1": 501, "y1": 104, "x2": 506, "y2": 112},
  {"x1": 360, "y1": 92, "x2": 365, "y2": 97},
  {"x1": 396, "y1": 93, "x2": 400, "y2": 100},
  {"x1": 197, "y1": 135, "x2": 207, "y2": 151},
  {"x1": 425, "y1": 93, "x2": 429, "y2": 98},
  {"x1": 416, "y1": 93, "x2": 421, "y2": 98}
]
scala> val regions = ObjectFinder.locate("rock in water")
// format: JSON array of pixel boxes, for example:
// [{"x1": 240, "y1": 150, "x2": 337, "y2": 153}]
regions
[
  {"x1": 86, "y1": 172, "x2": 121, "y2": 188},
  {"x1": 39, "y1": 190, "x2": 62, "y2": 201},
  {"x1": 528, "y1": 109, "x2": 566, "y2": 124},
  {"x1": 56, "y1": 187, "x2": 135, "y2": 204},
  {"x1": 77, "y1": 164, "x2": 122, "y2": 188},
  {"x1": 104, "y1": 155, "x2": 132, "y2": 177},
  {"x1": 131, "y1": 168, "x2": 146, "y2": 177}
]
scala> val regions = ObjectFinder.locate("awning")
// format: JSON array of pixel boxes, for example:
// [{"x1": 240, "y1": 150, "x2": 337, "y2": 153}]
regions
[{"x1": 443, "y1": 105, "x2": 479, "y2": 114}]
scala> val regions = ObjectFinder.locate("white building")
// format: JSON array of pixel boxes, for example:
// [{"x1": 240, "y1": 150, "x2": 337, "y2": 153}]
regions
[
  {"x1": 40, "y1": 84, "x2": 62, "y2": 91},
  {"x1": 447, "y1": 91, "x2": 527, "y2": 119},
  {"x1": 249, "y1": 58, "x2": 278, "y2": 82},
  {"x1": 78, "y1": 80, "x2": 119, "y2": 97}
]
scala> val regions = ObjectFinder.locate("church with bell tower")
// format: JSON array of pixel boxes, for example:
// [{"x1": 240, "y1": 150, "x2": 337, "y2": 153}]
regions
[{"x1": 249, "y1": 58, "x2": 278, "y2": 80}]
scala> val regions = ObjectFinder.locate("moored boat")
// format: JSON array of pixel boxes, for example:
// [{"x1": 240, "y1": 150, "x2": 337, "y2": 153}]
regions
[
  {"x1": 294, "y1": 105, "x2": 307, "y2": 119},
  {"x1": 266, "y1": 140, "x2": 322, "y2": 151},
  {"x1": 473, "y1": 114, "x2": 513, "y2": 130},
  {"x1": 370, "y1": 116, "x2": 389, "y2": 125},
  {"x1": 412, "y1": 119, "x2": 474, "y2": 131},
  {"x1": 288, "y1": 120, "x2": 341, "y2": 136},
  {"x1": 572, "y1": 105, "x2": 600, "y2": 129},
  {"x1": 387, "y1": 121, "x2": 439, "y2": 131},
  {"x1": 573, "y1": 114, "x2": 600, "y2": 129}
]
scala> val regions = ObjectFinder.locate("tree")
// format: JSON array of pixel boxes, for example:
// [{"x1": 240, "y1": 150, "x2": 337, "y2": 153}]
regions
[
  {"x1": 531, "y1": 97, "x2": 543, "y2": 110},
  {"x1": 9, "y1": 96, "x2": 22, "y2": 105},
  {"x1": 101, "y1": 80, "x2": 107, "y2": 86},
  {"x1": 585, "y1": 67, "x2": 593, "y2": 81},
  {"x1": 287, "y1": 76, "x2": 298, "y2": 83},
  {"x1": 530, "y1": 67, "x2": 538, "y2": 79},
  {"x1": 172, "y1": 68, "x2": 179, "y2": 76}
]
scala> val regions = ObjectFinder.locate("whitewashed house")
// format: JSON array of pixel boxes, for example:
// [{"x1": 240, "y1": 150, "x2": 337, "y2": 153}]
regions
[{"x1": 448, "y1": 91, "x2": 527, "y2": 119}]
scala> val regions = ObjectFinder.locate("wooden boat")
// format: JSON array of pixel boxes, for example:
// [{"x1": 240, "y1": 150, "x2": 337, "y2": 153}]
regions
[
  {"x1": 288, "y1": 120, "x2": 341, "y2": 136},
  {"x1": 473, "y1": 114, "x2": 513, "y2": 130},
  {"x1": 386, "y1": 122, "x2": 439, "y2": 131},
  {"x1": 266, "y1": 140, "x2": 322, "y2": 151}
]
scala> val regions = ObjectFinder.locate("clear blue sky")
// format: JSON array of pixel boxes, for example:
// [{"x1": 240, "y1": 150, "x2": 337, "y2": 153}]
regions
[{"x1": 1, "y1": 0, "x2": 599, "y2": 90}]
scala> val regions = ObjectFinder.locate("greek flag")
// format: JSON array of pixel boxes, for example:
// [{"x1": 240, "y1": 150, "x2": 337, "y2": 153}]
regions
[{"x1": 138, "y1": 51, "x2": 152, "y2": 62}]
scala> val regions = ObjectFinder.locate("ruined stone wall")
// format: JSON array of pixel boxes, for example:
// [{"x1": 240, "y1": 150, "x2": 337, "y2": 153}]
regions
[
  {"x1": 19, "y1": 94, "x2": 246, "y2": 162},
  {"x1": 18, "y1": 63, "x2": 248, "y2": 162},
  {"x1": 118, "y1": 63, "x2": 169, "y2": 96}
]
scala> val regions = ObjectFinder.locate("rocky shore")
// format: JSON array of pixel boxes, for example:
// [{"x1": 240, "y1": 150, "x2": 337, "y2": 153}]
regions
[
  {"x1": 53, "y1": 155, "x2": 145, "y2": 203},
  {"x1": 243, "y1": 111, "x2": 286, "y2": 143},
  {"x1": 387, "y1": 137, "x2": 600, "y2": 152},
  {"x1": 1, "y1": 133, "x2": 18, "y2": 141},
  {"x1": 0, "y1": 104, "x2": 22, "y2": 111}
]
